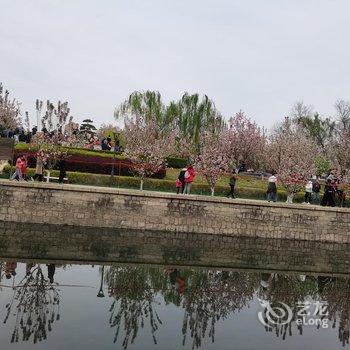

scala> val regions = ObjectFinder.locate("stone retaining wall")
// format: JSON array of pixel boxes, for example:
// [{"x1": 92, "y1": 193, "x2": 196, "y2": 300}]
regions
[
  {"x1": 0, "y1": 180, "x2": 349, "y2": 243},
  {"x1": 1, "y1": 221, "x2": 350, "y2": 274}
]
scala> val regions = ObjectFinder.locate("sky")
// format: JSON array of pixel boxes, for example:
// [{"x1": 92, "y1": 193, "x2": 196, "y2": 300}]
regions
[{"x1": 1, "y1": 0, "x2": 350, "y2": 130}]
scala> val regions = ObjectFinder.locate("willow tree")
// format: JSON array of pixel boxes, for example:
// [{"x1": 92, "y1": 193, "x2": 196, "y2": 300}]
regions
[
  {"x1": 115, "y1": 91, "x2": 226, "y2": 156},
  {"x1": 115, "y1": 91, "x2": 172, "y2": 131},
  {"x1": 168, "y1": 93, "x2": 225, "y2": 152}
]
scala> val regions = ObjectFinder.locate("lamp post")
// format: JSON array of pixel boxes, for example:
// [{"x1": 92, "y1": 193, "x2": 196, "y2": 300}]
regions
[{"x1": 97, "y1": 265, "x2": 105, "y2": 298}]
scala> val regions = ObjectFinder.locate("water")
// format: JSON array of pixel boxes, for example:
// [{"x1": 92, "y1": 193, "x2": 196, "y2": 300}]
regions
[
  {"x1": 0, "y1": 260, "x2": 349, "y2": 350},
  {"x1": 1, "y1": 221, "x2": 350, "y2": 349}
]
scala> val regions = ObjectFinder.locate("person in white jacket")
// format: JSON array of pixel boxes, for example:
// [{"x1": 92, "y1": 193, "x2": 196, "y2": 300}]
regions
[{"x1": 304, "y1": 179, "x2": 313, "y2": 204}]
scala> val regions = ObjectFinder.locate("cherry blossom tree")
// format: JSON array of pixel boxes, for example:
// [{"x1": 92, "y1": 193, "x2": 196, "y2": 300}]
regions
[
  {"x1": 227, "y1": 111, "x2": 266, "y2": 170},
  {"x1": 123, "y1": 116, "x2": 174, "y2": 190},
  {"x1": 266, "y1": 118, "x2": 318, "y2": 203},
  {"x1": 31, "y1": 100, "x2": 82, "y2": 181},
  {"x1": 195, "y1": 131, "x2": 230, "y2": 196},
  {"x1": 0, "y1": 83, "x2": 21, "y2": 131}
]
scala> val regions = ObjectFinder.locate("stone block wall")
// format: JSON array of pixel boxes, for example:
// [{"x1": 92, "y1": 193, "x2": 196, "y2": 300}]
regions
[
  {"x1": 0, "y1": 180, "x2": 349, "y2": 243},
  {"x1": 1, "y1": 221, "x2": 350, "y2": 274}
]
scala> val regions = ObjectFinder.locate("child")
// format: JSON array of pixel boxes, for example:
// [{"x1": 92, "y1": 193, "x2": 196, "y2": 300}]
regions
[{"x1": 176, "y1": 178, "x2": 182, "y2": 194}]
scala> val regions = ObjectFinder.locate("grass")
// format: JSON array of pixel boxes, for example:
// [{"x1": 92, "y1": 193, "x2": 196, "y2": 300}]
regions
[{"x1": 165, "y1": 168, "x2": 268, "y2": 190}]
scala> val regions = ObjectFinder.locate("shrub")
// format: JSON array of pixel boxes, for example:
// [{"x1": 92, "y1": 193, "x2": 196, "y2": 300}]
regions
[{"x1": 166, "y1": 156, "x2": 187, "y2": 169}]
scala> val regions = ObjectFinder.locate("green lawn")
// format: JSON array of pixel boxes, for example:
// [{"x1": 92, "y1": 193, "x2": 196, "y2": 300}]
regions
[{"x1": 165, "y1": 168, "x2": 267, "y2": 190}]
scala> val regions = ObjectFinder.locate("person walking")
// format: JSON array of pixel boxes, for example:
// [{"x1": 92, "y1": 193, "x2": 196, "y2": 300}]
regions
[
  {"x1": 304, "y1": 179, "x2": 313, "y2": 204},
  {"x1": 175, "y1": 178, "x2": 182, "y2": 194},
  {"x1": 32, "y1": 156, "x2": 44, "y2": 181},
  {"x1": 312, "y1": 177, "x2": 321, "y2": 204},
  {"x1": 226, "y1": 170, "x2": 238, "y2": 199},
  {"x1": 321, "y1": 179, "x2": 336, "y2": 207},
  {"x1": 267, "y1": 172, "x2": 277, "y2": 202},
  {"x1": 58, "y1": 159, "x2": 67, "y2": 184},
  {"x1": 184, "y1": 165, "x2": 195, "y2": 194},
  {"x1": 177, "y1": 167, "x2": 187, "y2": 194}
]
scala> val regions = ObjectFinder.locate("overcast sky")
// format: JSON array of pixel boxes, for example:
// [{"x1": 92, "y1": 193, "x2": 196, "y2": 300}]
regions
[{"x1": 1, "y1": 0, "x2": 350, "y2": 130}]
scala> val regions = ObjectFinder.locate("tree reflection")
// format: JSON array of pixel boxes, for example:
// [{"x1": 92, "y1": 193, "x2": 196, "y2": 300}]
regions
[
  {"x1": 257, "y1": 273, "x2": 318, "y2": 339},
  {"x1": 181, "y1": 270, "x2": 259, "y2": 349},
  {"x1": 105, "y1": 266, "x2": 162, "y2": 349},
  {"x1": 3, "y1": 264, "x2": 60, "y2": 344},
  {"x1": 105, "y1": 266, "x2": 261, "y2": 349},
  {"x1": 319, "y1": 276, "x2": 350, "y2": 346}
]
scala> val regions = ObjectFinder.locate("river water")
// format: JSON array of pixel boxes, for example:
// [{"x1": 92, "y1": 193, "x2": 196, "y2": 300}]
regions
[
  {"x1": 0, "y1": 260, "x2": 349, "y2": 350},
  {"x1": 0, "y1": 221, "x2": 350, "y2": 349}
]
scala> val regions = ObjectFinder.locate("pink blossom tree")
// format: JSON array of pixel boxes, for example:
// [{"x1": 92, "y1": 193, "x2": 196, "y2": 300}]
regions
[
  {"x1": 123, "y1": 117, "x2": 174, "y2": 190},
  {"x1": 31, "y1": 100, "x2": 82, "y2": 181},
  {"x1": 0, "y1": 83, "x2": 21, "y2": 131},
  {"x1": 195, "y1": 131, "x2": 230, "y2": 196},
  {"x1": 266, "y1": 118, "x2": 318, "y2": 203},
  {"x1": 227, "y1": 111, "x2": 266, "y2": 170}
]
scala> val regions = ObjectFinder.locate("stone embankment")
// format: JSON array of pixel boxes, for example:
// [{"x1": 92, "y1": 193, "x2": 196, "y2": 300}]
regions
[{"x1": 0, "y1": 180, "x2": 349, "y2": 244}]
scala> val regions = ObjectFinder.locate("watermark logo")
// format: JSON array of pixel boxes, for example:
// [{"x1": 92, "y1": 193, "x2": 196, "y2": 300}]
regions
[{"x1": 258, "y1": 299, "x2": 329, "y2": 329}]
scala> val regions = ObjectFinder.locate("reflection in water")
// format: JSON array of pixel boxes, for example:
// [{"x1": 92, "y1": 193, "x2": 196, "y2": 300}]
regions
[
  {"x1": 257, "y1": 273, "x2": 318, "y2": 339},
  {"x1": 106, "y1": 266, "x2": 162, "y2": 349},
  {"x1": 180, "y1": 270, "x2": 259, "y2": 349},
  {"x1": 1, "y1": 260, "x2": 350, "y2": 349},
  {"x1": 3, "y1": 264, "x2": 60, "y2": 344},
  {"x1": 320, "y1": 277, "x2": 350, "y2": 346}
]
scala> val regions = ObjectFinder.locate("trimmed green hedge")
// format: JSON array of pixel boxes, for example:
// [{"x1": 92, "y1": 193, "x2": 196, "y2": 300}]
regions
[{"x1": 15, "y1": 143, "x2": 127, "y2": 160}]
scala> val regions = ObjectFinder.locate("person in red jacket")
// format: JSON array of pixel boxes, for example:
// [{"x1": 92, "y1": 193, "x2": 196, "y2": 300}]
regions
[
  {"x1": 20, "y1": 155, "x2": 28, "y2": 181},
  {"x1": 184, "y1": 165, "x2": 196, "y2": 194}
]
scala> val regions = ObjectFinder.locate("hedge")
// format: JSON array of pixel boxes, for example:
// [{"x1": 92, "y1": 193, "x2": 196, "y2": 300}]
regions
[{"x1": 166, "y1": 156, "x2": 187, "y2": 169}]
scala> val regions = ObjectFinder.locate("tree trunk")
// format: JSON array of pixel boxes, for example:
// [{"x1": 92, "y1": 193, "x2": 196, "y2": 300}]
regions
[
  {"x1": 46, "y1": 170, "x2": 50, "y2": 183},
  {"x1": 211, "y1": 187, "x2": 215, "y2": 196},
  {"x1": 286, "y1": 193, "x2": 294, "y2": 204},
  {"x1": 140, "y1": 178, "x2": 144, "y2": 190}
]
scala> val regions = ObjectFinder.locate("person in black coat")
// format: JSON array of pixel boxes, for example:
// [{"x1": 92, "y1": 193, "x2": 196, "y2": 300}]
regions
[
  {"x1": 321, "y1": 179, "x2": 336, "y2": 207},
  {"x1": 58, "y1": 159, "x2": 67, "y2": 184},
  {"x1": 178, "y1": 167, "x2": 187, "y2": 194}
]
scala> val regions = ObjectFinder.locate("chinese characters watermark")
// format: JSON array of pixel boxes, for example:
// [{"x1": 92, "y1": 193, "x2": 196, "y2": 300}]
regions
[{"x1": 258, "y1": 299, "x2": 329, "y2": 329}]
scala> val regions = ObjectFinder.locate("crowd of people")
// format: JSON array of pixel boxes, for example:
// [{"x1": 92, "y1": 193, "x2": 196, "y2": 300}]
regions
[
  {"x1": 10, "y1": 154, "x2": 67, "y2": 184},
  {"x1": 267, "y1": 171, "x2": 344, "y2": 207},
  {"x1": 0, "y1": 126, "x2": 34, "y2": 143},
  {"x1": 174, "y1": 163, "x2": 346, "y2": 207},
  {"x1": 1, "y1": 126, "x2": 124, "y2": 153}
]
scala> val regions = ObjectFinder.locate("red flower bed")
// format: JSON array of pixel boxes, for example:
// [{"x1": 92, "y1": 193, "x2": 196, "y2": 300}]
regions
[{"x1": 14, "y1": 150, "x2": 166, "y2": 179}]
